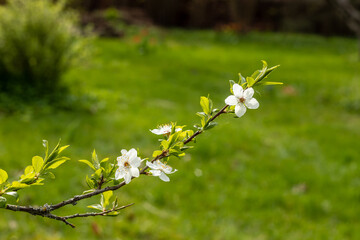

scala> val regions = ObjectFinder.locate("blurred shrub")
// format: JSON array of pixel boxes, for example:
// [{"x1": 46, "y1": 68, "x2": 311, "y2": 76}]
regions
[{"x1": 0, "y1": 0, "x2": 90, "y2": 101}]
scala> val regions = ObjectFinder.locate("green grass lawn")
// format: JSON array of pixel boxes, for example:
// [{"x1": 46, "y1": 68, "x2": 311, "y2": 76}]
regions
[{"x1": 0, "y1": 29, "x2": 359, "y2": 240}]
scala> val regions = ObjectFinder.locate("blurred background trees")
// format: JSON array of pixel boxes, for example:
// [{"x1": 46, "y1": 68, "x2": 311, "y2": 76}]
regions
[{"x1": 66, "y1": 0, "x2": 360, "y2": 36}]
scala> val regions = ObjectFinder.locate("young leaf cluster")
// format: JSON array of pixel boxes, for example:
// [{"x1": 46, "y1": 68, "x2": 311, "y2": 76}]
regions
[
  {"x1": 152, "y1": 123, "x2": 194, "y2": 161},
  {"x1": 230, "y1": 60, "x2": 282, "y2": 91},
  {"x1": 195, "y1": 96, "x2": 219, "y2": 131},
  {"x1": 87, "y1": 190, "x2": 120, "y2": 216},
  {"x1": 0, "y1": 140, "x2": 69, "y2": 208},
  {"x1": 79, "y1": 150, "x2": 116, "y2": 191}
]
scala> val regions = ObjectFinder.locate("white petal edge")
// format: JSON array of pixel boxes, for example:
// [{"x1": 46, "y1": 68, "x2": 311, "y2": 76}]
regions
[
  {"x1": 243, "y1": 88, "x2": 254, "y2": 100},
  {"x1": 120, "y1": 149, "x2": 127, "y2": 155},
  {"x1": 150, "y1": 169, "x2": 161, "y2": 176},
  {"x1": 233, "y1": 84, "x2": 243, "y2": 98},
  {"x1": 245, "y1": 98, "x2": 259, "y2": 109},
  {"x1": 124, "y1": 172, "x2": 132, "y2": 184},
  {"x1": 130, "y1": 167, "x2": 140, "y2": 178},
  {"x1": 150, "y1": 129, "x2": 162, "y2": 135},
  {"x1": 115, "y1": 169, "x2": 125, "y2": 180},
  {"x1": 159, "y1": 172, "x2": 170, "y2": 182},
  {"x1": 235, "y1": 104, "x2": 247, "y2": 118},
  {"x1": 128, "y1": 148, "x2": 137, "y2": 159},
  {"x1": 130, "y1": 157, "x2": 141, "y2": 167},
  {"x1": 146, "y1": 161, "x2": 158, "y2": 169},
  {"x1": 162, "y1": 167, "x2": 172, "y2": 174},
  {"x1": 225, "y1": 95, "x2": 238, "y2": 106}
]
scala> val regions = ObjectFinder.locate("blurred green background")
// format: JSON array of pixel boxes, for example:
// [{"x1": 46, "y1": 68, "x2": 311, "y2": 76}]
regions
[{"x1": 1, "y1": 0, "x2": 360, "y2": 240}]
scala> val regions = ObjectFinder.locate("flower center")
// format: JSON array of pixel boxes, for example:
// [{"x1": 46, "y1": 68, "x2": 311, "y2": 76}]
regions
[
  {"x1": 239, "y1": 97, "x2": 245, "y2": 103},
  {"x1": 124, "y1": 161, "x2": 130, "y2": 167}
]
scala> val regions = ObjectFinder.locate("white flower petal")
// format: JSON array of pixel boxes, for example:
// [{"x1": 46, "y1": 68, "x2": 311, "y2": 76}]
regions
[
  {"x1": 130, "y1": 157, "x2": 141, "y2": 167},
  {"x1": 150, "y1": 169, "x2": 161, "y2": 176},
  {"x1": 120, "y1": 149, "x2": 127, "y2": 155},
  {"x1": 243, "y1": 88, "x2": 254, "y2": 100},
  {"x1": 235, "y1": 104, "x2": 247, "y2": 118},
  {"x1": 163, "y1": 166, "x2": 173, "y2": 174},
  {"x1": 130, "y1": 167, "x2": 139, "y2": 178},
  {"x1": 159, "y1": 172, "x2": 170, "y2": 182},
  {"x1": 115, "y1": 169, "x2": 125, "y2": 180},
  {"x1": 124, "y1": 172, "x2": 132, "y2": 184},
  {"x1": 146, "y1": 161, "x2": 158, "y2": 169},
  {"x1": 116, "y1": 156, "x2": 123, "y2": 164},
  {"x1": 233, "y1": 84, "x2": 243, "y2": 98},
  {"x1": 245, "y1": 98, "x2": 259, "y2": 109},
  {"x1": 225, "y1": 95, "x2": 238, "y2": 106},
  {"x1": 128, "y1": 148, "x2": 137, "y2": 159},
  {"x1": 150, "y1": 129, "x2": 162, "y2": 135}
]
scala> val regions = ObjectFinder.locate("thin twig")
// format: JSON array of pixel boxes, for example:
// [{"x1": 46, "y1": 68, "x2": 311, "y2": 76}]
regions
[{"x1": 63, "y1": 203, "x2": 134, "y2": 220}]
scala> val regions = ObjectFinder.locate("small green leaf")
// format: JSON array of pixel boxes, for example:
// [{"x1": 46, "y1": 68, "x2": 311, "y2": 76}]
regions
[
  {"x1": 254, "y1": 62, "x2": 280, "y2": 84},
  {"x1": 105, "y1": 211, "x2": 119, "y2": 216},
  {"x1": 204, "y1": 121, "x2": 218, "y2": 130},
  {"x1": 200, "y1": 96, "x2": 210, "y2": 115},
  {"x1": 79, "y1": 160, "x2": 96, "y2": 170},
  {"x1": 58, "y1": 145, "x2": 69, "y2": 154},
  {"x1": 46, "y1": 159, "x2": 67, "y2": 169},
  {"x1": 256, "y1": 81, "x2": 283, "y2": 86},
  {"x1": 239, "y1": 74, "x2": 246, "y2": 84},
  {"x1": 86, "y1": 175, "x2": 95, "y2": 188},
  {"x1": 46, "y1": 140, "x2": 61, "y2": 163},
  {"x1": 196, "y1": 112, "x2": 207, "y2": 118},
  {"x1": 20, "y1": 173, "x2": 36, "y2": 183},
  {"x1": 10, "y1": 181, "x2": 29, "y2": 190},
  {"x1": 0, "y1": 196, "x2": 7, "y2": 208},
  {"x1": 229, "y1": 79, "x2": 236, "y2": 87},
  {"x1": 112, "y1": 197, "x2": 118, "y2": 209},
  {"x1": 93, "y1": 169, "x2": 102, "y2": 178},
  {"x1": 261, "y1": 60, "x2": 268, "y2": 68},
  {"x1": 181, "y1": 145, "x2": 194, "y2": 151},
  {"x1": 152, "y1": 150, "x2": 163, "y2": 158},
  {"x1": 200, "y1": 117, "x2": 206, "y2": 128},
  {"x1": 24, "y1": 166, "x2": 34, "y2": 176},
  {"x1": 161, "y1": 140, "x2": 169, "y2": 150},
  {"x1": 193, "y1": 124, "x2": 201, "y2": 130},
  {"x1": 251, "y1": 70, "x2": 260, "y2": 79},
  {"x1": 101, "y1": 191, "x2": 113, "y2": 209},
  {"x1": 87, "y1": 204, "x2": 103, "y2": 211},
  {"x1": 32, "y1": 178, "x2": 44, "y2": 186},
  {"x1": 0, "y1": 169, "x2": 8, "y2": 184},
  {"x1": 92, "y1": 150, "x2": 100, "y2": 169},
  {"x1": 32, "y1": 156, "x2": 44, "y2": 173},
  {"x1": 246, "y1": 77, "x2": 255, "y2": 87},
  {"x1": 42, "y1": 171, "x2": 56, "y2": 179},
  {"x1": 100, "y1": 158, "x2": 109, "y2": 164},
  {"x1": 5, "y1": 191, "x2": 19, "y2": 202},
  {"x1": 82, "y1": 189, "x2": 95, "y2": 194}
]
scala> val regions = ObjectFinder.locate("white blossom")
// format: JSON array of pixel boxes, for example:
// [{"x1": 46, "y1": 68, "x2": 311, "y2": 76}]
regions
[
  {"x1": 150, "y1": 124, "x2": 181, "y2": 135},
  {"x1": 146, "y1": 160, "x2": 177, "y2": 182},
  {"x1": 115, "y1": 148, "x2": 142, "y2": 184},
  {"x1": 225, "y1": 83, "x2": 259, "y2": 118}
]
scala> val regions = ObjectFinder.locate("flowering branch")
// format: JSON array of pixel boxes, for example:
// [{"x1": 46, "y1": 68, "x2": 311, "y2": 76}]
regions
[{"x1": 0, "y1": 61, "x2": 281, "y2": 228}]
